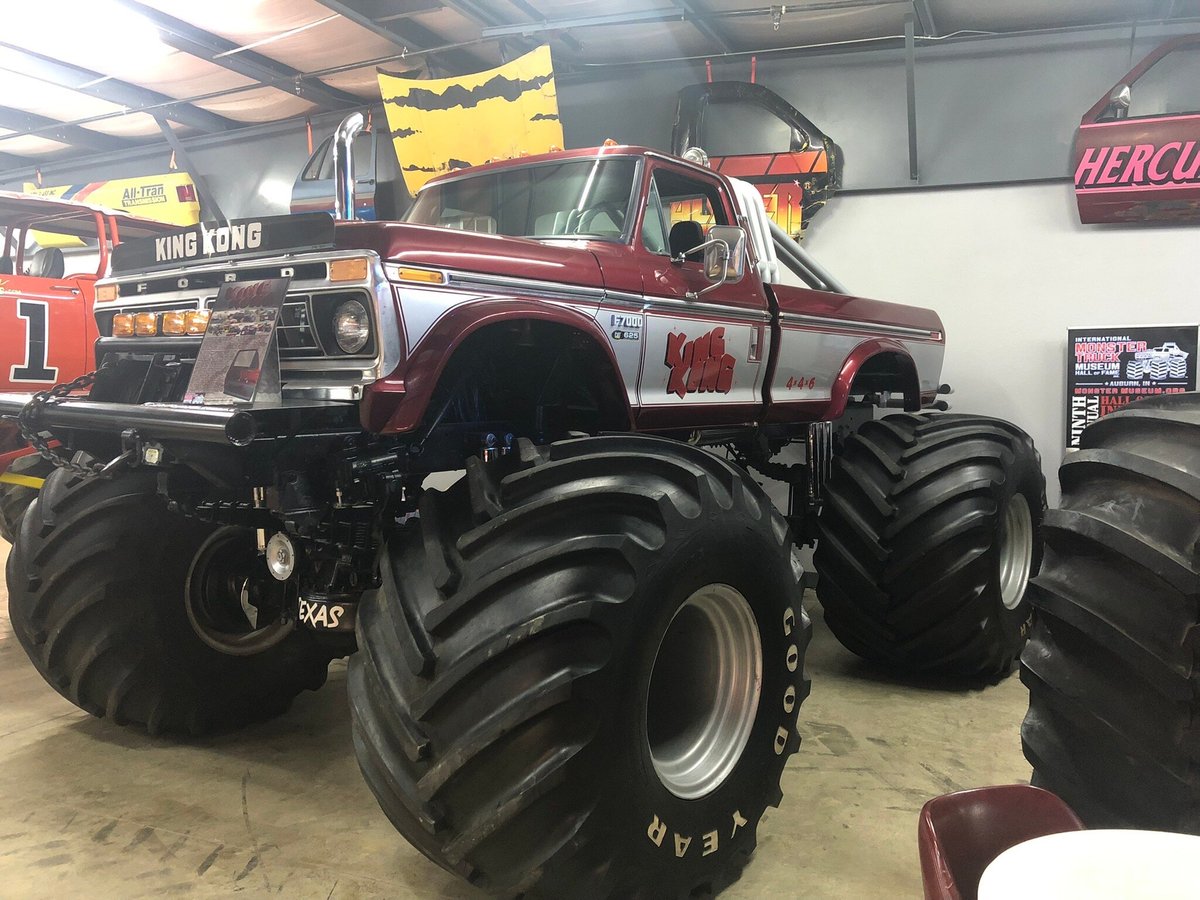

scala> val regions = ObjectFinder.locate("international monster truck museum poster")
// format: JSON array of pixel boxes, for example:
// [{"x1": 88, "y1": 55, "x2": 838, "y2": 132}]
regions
[{"x1": 1066, "y1": 324, "x2": 1198, "y2": 449}]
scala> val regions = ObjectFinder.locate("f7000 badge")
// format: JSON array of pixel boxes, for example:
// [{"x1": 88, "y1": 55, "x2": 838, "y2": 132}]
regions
[{"x1": 611, "y1": 313, "x2": 643, "y2": 329}]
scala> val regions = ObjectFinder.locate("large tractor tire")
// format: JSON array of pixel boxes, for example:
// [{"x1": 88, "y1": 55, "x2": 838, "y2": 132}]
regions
[
  {"x1": 349, "y1": 436, "x2": 811, "y2": 898},
  {"x1": 7, "y1": 460, "x2": 336, "y2": 735},
  {"x1": 1021, "y1": 393, "x2": 1200, "y2": 829},
  {"x1": 0, "y1": 453, "x2": 54, "y2": 543},
  {"x1": 815, "y1": 413, "x2": 1045, "y2": 678}
]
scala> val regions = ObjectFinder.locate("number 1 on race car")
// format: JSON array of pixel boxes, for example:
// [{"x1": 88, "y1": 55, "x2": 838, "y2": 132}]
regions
[{"x1": 11, "y1": 300, "x2": 58, "y2": 383}]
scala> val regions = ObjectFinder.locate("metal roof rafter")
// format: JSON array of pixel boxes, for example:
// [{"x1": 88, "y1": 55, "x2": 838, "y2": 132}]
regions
[
  {"x1": 312, "y1": 0, "x2": 485, "y2": 71},
  {"x1": 0, "y1": 43, "x2": 235, "y2": 133},
  {"x1": 0, "y1": 105, "x2": 134, "y2": 153},
  {"x1": 444, "y1": 0, "x2": 585, "y2": 55},
  {"x1": 672, "y1": 1, "x2": 735, "y2": 53},
  {"x1": 114, "y1": 0, "x2": 363, "y2": 111},
  {"x1": 912, "y1": 0, "x2": 938, "y2": 36}
]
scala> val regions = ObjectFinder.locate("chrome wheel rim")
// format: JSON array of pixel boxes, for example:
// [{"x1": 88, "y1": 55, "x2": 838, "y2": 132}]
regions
[
  {"x1": 646, "y1": 584, "x2": 763, "y2": 800},
  {"x1": 999, "y1": 493, "x2": 1034, "y2": 611}
]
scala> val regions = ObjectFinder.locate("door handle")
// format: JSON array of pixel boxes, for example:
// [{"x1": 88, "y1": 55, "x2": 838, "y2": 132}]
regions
[
  {"x1": 48, "y1": 284, "x2": 81, "y2": 295},
  {"x1": 749, "y1": 324, "x2": 764, "y2": 362}
]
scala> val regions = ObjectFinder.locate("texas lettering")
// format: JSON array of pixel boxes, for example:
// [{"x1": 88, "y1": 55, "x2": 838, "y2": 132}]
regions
[{"x1": 664, "y1": 327, "x2": 736, "y2": 398}]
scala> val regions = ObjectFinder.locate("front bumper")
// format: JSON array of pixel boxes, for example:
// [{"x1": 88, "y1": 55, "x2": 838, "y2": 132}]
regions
[{"x1": 0, "y1": 393, "x2": 361, "y2": 448}]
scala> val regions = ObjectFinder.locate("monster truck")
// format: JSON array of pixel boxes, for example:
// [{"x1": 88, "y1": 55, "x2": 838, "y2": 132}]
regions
[
  {"x1": 0, "y1": 118, "x2": 1044, "y2": 897},
  {"x1": 0, "y1": 191, "x2": 173, "y2": 540},
  {"x1": 1126, "y1": 342, "x2": 1190, "y2": 380}
]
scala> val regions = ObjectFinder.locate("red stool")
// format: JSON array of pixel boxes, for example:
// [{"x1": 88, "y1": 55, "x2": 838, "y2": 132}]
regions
[{"x1": 918, "y1": 784, "x2": 1085, "y2": 900}]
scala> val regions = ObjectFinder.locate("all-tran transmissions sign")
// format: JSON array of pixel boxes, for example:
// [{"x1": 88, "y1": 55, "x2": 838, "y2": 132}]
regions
[{"x1": 1066, "y1": 325, "x2": 1198, "y2": 449}]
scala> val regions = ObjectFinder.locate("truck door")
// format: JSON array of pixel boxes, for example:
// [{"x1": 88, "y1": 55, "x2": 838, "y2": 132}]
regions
[
  {"x1": 290, "y1": 132, "x2": 379, "y2": 219},
  {"x1": 634, "y1": 162, "x2": 771, "y2": 429}
]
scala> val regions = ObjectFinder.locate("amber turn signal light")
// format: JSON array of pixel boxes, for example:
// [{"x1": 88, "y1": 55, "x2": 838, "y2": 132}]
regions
[
  {"x1": 161, "y1": 311, "x2": 186, "y2": 335},
  {"x1": 394, "y1": 266, "x2": 445, "y2": 285},
  {"x1": 95, "y1": 283, "x2": 119, "y2": 302},
  {"x1": 134, "y1": 312, "x2": 158, "y2": 336},
  {"x1": 329, "y1": 257, "x2": 369, "y2": 282},
  {"x1": 112, "y1": 313, "x2": 134, "y2": 336},
  {"x1": 184, "y1": 309, "x2": 210, "y2": 335}
]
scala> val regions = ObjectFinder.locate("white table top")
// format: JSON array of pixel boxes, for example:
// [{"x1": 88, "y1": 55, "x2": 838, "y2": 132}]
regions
[{"x1": 978, "y1": 829, "x2": 1200, "y2": 900}]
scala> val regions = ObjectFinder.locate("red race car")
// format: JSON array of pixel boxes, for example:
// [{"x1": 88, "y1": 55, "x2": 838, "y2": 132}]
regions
[
  {"x1": 1074, "y1": 34, "x2": 1200, "y2": 224},
  {"x1": 0, "y1": 191, "x2": 172, "y2": 538}
]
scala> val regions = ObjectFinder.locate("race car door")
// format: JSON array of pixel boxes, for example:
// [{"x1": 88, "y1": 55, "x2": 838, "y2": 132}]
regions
[
  {"x1": 0, "y1": 265, "x2": 88, "y2": 392},
  {"x1": 1075, "y1": 35, "x2": 1200, "y2": 224},
  {"x1": 634, "y1": 160, "x2": 771, "y2": 430}
]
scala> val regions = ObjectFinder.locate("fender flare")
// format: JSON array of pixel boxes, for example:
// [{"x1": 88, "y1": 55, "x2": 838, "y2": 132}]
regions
[
  {"x1": 827, "y1": 338, "x2": 921, "y2": 420},
  {"x1": 361, "y1": 297, "x2": 633, "y2": 434}
]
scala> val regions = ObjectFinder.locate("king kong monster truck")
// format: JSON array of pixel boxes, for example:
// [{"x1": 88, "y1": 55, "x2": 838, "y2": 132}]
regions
[{"x1": 0, "y1": 127, "x2": 1044, "y2": 897}]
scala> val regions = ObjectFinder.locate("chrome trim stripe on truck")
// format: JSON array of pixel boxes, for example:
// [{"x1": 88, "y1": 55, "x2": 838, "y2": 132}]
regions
[{"x1": 779, "y1": 311, "x2": 941, "y2": 341}]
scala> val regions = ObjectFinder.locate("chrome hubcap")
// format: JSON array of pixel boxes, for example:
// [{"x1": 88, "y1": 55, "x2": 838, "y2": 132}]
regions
[
  {"x1": 646, "y1": 584, "x2": 763, "y2": 800},
  {"x1": 999, "y1": 493, "x2": 1034, "y2": 611}
]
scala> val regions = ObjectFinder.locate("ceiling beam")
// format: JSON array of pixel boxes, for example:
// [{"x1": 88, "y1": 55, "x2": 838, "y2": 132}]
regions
[
  {"x1": 505, "y1": 0, "x2": 584, "y2": 52},
  {"x1": 484, "y1": 9, "x2": 686, "y2": 38},
  {"x1": 0, "y1": 43, "x2": 235, "y2": 133},
  {"x1": 115, "y1": 0, "x2": 363, "y2": 111},
  {"x1": 912, "y1": 0, "x2": 938, "y2": 37},
  {"x1": 0, "y1": 151, "x2": 32, "y2": 171},
  {"x1": 441, "y1": 0, "x2": 506, "y2": 25},
  {"x1": 481, "y1": 6, "x2": 734, "y2": 51},
  {"x1": 672, "y1": 1, "x2": 735, "y2": 53},
  {"x1": 443, "y1": 0, "x2": 585, "y2": 56},
  {"x1": 0, "y1": 106, "x2": 134, "y2": 153},
  {"x1": 313, "y1": 0, "x2": 484, "y2": 72}
]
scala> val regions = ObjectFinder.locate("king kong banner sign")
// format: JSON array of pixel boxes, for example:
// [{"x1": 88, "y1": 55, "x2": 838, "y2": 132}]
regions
[{"x1": 1066, "y1": 324, "x2": 1198, "y2": 449}]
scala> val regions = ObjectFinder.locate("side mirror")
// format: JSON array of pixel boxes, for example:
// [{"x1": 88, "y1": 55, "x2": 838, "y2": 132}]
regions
[
  {"x1": 1106, "y1": 83, "x2": 1132, "y2": 119},
  {"x1": 703, "y1": 225, "x2": 746, "y2": 284}
]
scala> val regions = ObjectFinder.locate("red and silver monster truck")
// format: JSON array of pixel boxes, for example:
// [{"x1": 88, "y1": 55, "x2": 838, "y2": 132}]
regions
[
  {"x1": 0, "y1": 115, "x2": 1044, "y2": 898},
  {"x1": 0, "y1": 191, "x2": 172, "y2": 539}
]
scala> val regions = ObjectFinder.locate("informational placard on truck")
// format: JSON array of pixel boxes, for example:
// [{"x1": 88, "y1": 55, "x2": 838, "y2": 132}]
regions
[
  {"x1": 184, "y1": 277, "x2": 289, "y2": 406},
  {"x1": 1066, "y1": 324, "x2": 1198, "y2": 449}
]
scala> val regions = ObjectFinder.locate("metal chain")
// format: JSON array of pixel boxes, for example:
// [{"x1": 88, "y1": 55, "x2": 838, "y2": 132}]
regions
[{"x1": 17, "y1": 365, "x2": 112, "y2": 477}]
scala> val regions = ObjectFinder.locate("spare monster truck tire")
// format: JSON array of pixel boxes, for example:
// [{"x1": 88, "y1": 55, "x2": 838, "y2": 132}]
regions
[
  {"x1": 6, "y1": 460, "x2": 336, "y2": 735},
  {"x1": 814, "y1": 413, "x2": 1045, "y2": 678},
  {"x1": 348, "y1": 435, "x2": 811, "y2": 898},
  {"x1": 0, "y1": 453, "x2": 54, "y2": 543},
  {"x1": 1020, "y1": 392, "x2": 1200, "y2": 830}
]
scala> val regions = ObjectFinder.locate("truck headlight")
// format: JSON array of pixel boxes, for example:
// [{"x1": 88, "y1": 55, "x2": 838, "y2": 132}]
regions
[{"x1": 333, "y1": 299, "x2": 370, "y2": 353}]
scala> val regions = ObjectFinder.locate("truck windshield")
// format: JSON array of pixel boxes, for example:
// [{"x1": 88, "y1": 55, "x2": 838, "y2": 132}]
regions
[{"x1": 404, "y1": 157, "x2": 638, "y2": 241}]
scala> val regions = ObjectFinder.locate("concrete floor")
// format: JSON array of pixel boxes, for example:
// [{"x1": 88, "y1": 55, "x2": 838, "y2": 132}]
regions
[{"x1": 0, "y1": 541, "x2": 1034, "y2": 899}]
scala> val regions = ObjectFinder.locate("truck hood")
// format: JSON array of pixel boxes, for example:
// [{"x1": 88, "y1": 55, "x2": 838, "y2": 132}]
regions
[{"x1": 335, "y1": 221, "x2": 606, "y2": 292}]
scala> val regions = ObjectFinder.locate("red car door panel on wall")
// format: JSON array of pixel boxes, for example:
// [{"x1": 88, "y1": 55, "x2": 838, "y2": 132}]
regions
[{"x1": 1075, "y1": 35, "x2": 1200, "y2": 224}]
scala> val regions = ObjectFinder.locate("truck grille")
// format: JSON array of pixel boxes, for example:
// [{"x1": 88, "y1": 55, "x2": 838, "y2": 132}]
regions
[
  {"x1": 97, "y1": 289, "x2": 375, "y2": 361},
  {"x1": 90, "y1": 251, "x2": 399, "y2": 402}
]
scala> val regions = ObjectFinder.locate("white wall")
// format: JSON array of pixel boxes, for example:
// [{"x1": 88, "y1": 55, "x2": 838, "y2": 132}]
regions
[{"x1": 804, "y1": 181, "x2": 1199, "y2": 505}]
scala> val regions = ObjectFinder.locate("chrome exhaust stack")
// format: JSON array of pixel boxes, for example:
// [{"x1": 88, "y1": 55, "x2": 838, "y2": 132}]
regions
[{"x1": 332, "y1": 111, "x2": 366, "y2": 221}]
